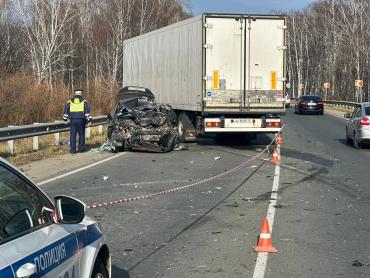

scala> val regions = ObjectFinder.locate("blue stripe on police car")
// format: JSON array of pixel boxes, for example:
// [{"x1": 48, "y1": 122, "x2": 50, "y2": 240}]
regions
[{"x1": 5, "y1": 224, "x2": 102, "y2": 278}]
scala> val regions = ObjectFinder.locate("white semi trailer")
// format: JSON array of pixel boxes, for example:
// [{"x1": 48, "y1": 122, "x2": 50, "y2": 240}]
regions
[{"x1": 122, "y1": 13, "x2": 287, "y2": 142}]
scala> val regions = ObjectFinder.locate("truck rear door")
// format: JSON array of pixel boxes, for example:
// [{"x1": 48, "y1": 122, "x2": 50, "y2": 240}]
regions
[{"x1": 203, "y1": 15, "x2": 286, "y2": 113}]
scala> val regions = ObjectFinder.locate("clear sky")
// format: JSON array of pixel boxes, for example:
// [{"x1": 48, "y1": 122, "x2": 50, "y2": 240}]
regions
[{"x1": 189, "y1": 0, "x2": 316, "y2": 15}]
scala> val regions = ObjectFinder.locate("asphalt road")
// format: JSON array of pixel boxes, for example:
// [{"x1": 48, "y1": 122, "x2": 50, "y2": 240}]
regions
[
  {"x1": 38, "y1": 108, "x2": 370, "y2": 278},
  {"x1": 267, "y1": 108, "x2": 370, "y2": 277}
]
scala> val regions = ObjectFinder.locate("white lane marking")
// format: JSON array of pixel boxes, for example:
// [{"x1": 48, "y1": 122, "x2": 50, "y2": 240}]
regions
[
  {"x1": 252, "y1": 145, "x2": 281, "y2": 278},
  {"x1": 38, "y1": 153, "x2": 126, "y2": 186}
]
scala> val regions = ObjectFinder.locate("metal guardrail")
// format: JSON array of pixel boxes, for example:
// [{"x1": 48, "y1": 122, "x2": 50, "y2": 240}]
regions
[
  {"x1": 0, "y1": 116, "x2": 108, "y2": 142},
  {"x1": 291, "y1": 98, "x2": 359, "y2": 108},
  {"x1": 324, "y1": 100, "x2": 359, "y2": 108},
  {"x1": 0, "y1": 116, "x2": 108, "y2": 155}
]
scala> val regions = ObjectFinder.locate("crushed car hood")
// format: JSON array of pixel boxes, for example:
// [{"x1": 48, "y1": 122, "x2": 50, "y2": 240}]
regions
[{"x1": 108, "y1": 86, "x2": 179, "y2": 153}]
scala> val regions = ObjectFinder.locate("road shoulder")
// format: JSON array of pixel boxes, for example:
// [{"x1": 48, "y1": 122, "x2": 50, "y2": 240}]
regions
[{"x1": 20, "y1": 151, "x2": 117, "y2": 183}]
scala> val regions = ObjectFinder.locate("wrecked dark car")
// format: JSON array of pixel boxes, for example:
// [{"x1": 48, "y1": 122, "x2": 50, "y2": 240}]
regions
[{"x1": 107, "y1": 86, "x2": 179, "y2": 152}]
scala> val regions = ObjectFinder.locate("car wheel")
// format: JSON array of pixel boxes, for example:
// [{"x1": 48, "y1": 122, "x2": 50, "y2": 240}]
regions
[
  {"x1": 92, "y1": 259, "x2": 109, "y2": 278},
  {"x1": 345, "y1": 128, "x2": 352, "y2": 145},
  {"x1": 353, "y1": 132, "x2": 362, "y2": 149}
]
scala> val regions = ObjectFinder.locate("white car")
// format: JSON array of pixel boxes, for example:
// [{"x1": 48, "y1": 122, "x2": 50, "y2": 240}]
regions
[
  {"x1": 345, "y1": 102, "x2": 370, "y2": 148},
  {"x1": 0, "y1": 157, "x2": 111, "y2": 278}
]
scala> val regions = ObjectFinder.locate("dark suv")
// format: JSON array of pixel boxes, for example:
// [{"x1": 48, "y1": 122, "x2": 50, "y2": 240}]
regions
[{"x1": 295, "y1": 95, "x2": 324, "y2": 115}]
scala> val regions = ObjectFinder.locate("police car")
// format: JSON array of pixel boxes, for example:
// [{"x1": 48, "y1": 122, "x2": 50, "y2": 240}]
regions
[{"x1": 0, "y1": 157, "x2": 111, "y2": 278}]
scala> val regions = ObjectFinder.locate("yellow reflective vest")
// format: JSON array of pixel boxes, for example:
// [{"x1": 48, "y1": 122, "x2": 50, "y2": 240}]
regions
[{"x1": 69, "y1": 98, "x2": 86, "y2": 112}]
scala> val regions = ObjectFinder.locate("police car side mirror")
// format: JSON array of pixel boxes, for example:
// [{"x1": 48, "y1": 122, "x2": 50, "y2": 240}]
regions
[{"x1": 54, "y1": 196, "x2": 86, "y2": 224}]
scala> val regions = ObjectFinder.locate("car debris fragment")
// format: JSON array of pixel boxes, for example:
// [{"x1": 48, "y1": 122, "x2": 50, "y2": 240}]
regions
[{"x1": 107, "y1": 86, "x2": 181, "y2": 153}]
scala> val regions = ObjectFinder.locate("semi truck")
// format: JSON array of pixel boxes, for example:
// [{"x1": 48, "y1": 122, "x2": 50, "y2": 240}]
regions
[{"x1": 122, "y1": 13, "x2": 287, "y2": 142}]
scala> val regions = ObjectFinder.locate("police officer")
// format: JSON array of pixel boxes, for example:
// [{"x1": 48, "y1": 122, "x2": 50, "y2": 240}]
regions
[{"x1": 63, "y1": 89, "x2": 92, "y2": 154}]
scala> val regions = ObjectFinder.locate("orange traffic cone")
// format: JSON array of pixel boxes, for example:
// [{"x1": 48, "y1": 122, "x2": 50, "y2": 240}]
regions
[
  {"x1": 276, "y1": 133, "x2": 284, "y2": 145},
  {"x1": 271, "y1": 147, "x2": 280, "y2": 164},
  {"x1": 253, "y1": 218, "x2": 278, "y2": 253}
]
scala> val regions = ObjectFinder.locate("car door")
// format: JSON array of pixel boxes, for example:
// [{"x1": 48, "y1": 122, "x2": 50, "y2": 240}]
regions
[
  {"x1": 347, "y1": 107, "x2": 359, "y2": 139},
  {"x1": 0, "y1": 253, "x2": 14, "y2": 277},
  {"x1": 0, "y1": 162, "x2": 80, "y2": 278},
  {"x1": 352, "y1": 107, "x2": 362, "y2": 138}
]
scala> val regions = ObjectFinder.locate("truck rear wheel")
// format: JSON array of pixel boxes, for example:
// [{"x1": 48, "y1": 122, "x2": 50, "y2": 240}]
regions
[
  {"x1": 177, "y1": 113, "x2": 186, "y2": 143},
  {"x1": 177, "y1": 112, "x2": 196, "y2": 143}
]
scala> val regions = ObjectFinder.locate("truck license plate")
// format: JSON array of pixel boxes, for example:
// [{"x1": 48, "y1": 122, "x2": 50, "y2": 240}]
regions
[{"x1": 225, "y1": 119, "x2": 262, "y2": 128}]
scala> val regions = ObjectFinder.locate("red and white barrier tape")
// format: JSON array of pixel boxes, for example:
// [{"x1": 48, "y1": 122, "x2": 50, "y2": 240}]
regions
[{"x1": 87, "y1": 133, "x2": 281, "y2": 209}]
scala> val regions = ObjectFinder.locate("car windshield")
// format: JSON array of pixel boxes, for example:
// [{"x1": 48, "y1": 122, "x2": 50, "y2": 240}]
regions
[
  {"x1": 300, "y1": 96, "x2": 321, "y2": 101},
  {"x1": 365, "y1": 106, "x2": 370, "y2": 116}
]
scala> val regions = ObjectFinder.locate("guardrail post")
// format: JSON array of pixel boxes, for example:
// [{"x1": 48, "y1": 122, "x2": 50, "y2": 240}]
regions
[
  {"x1": 54, "y1": 133, "x2": 60, "y2": 145},
  {"x1": 85, "y1": 126, "x2": 91, "y2": 139},
  {"x1": 33, "y1": 136, "x2": 39, "y2": 151},
  {"x1": 32, "y1": 123, "x2": 39, "y2": 151},
  {"x1": 98, "y1": 125, "x2": 103, "y2": 135},
  {"x1": 53, "y1": 121, "x2": 60, "y2": 145},
  {"x1": 8, "y1": 140, "x2": 14, "y2": 155}
]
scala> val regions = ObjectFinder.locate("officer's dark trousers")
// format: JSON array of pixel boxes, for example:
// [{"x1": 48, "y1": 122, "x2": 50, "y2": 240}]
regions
[{"x1": 70, "y1": 119, "x2": 85, "y2": 152}]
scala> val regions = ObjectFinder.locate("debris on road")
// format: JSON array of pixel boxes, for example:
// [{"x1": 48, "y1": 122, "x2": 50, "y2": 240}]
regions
[
  {"x1": 107, "y1": 87, "x2": 183, "y2": 153},
  {"x1": 103, "y1": 175, "x2": 109, "y2": 181},
  {"x1": 214, "y1": 156, "x2": 222, "y2": 160},
  {"x1": 242, "y1": 198, "x2": 255, "y2": 202},
  {"x1": 211, "y1": 231, "x2": 222, "y2": 234},
  {"x1": 173, "y1": 143, "x2": 189, "y2": 151},
  {"x1": 352, "y1": 260, "x2": 365, "y2": 267},
  {"x1": 91, "y1": 140, "x2": 113, "y2": 152}
]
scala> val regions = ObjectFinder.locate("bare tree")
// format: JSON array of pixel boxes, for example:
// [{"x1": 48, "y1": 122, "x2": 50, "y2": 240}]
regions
[
  {"x1": 288, "y1": 0, "x2": 370, "y2": 101},
  {"x1": 16, "y1": 0, "x2": 76, "y2": 85}
]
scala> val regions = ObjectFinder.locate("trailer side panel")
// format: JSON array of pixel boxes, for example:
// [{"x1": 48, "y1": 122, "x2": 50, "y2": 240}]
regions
[{"x1": 123, "y1": 16, "x2": 203, "y2": 112}]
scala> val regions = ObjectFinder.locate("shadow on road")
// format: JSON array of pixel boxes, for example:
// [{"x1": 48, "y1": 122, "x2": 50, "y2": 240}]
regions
[
  {"x1": 112, "y1": 265, "x2": 131, "y2": 278},
  {"x1": 337, "y1": 138, "x2": 349, "y2": 146},
  {"x1": 336, "y1": 138, "x2": 370, "y2": 149},
  {"x1": 281, "y1": 147, "x2": 334, "y2": 167},
  {"x1": 197, "y1": 133, "x2": 274, "y2": 150}
]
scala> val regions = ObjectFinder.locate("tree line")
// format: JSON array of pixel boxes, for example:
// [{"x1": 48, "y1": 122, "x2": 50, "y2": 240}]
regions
[
  {"x1": 287, "y1": 0, "x2": 370, "y2": 101},
  {"x1": 0, "y1": 0, "x2": 190, "y2": 126},
  {"x1": 2, "y1": 0, "x2": 369, "y2": 126}
]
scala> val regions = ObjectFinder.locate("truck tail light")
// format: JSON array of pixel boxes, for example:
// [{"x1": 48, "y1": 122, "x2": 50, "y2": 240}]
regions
[
  {"x1": 360, "y1": 118, "x2": 370, "y2": 126},
  {"x1": 266, "y1": 122, "x2": 281, "y2": 128},
  {"x1": 206, "y1": 121, "x2": 221, "y2": 128}
]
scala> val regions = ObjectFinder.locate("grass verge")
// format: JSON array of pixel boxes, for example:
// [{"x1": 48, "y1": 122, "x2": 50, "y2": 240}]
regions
[{"x1": 0, "y1": 126, "x2": 108, "y2": 166}]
